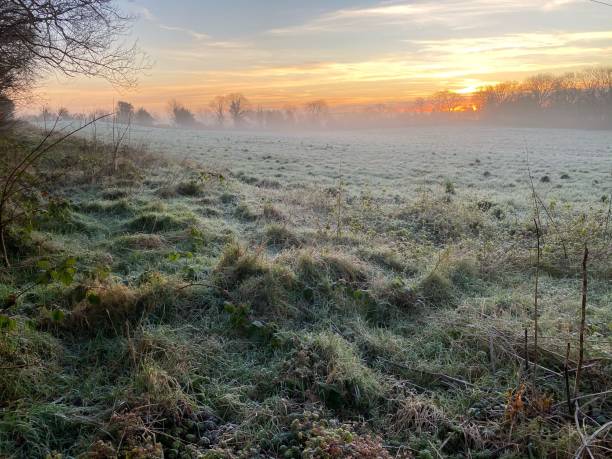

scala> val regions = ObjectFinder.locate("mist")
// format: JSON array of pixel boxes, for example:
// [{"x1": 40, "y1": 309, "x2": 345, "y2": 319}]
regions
[{"x1": 27, "y1": 66, "x2": 612, "y2": 132}]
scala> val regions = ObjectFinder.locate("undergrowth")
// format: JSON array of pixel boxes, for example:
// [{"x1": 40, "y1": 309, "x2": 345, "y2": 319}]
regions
[{"x1": 0, "y1": 124, "x2": 609, "y2": 458}]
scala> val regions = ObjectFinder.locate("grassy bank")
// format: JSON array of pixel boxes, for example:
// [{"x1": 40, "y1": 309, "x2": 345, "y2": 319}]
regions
[{"x1": 0, "y1": 124, "x2": 610, "y2": 458}]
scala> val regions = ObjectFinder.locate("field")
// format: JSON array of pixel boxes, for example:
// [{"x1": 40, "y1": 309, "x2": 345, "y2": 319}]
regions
[
  {"x1": 1, "y1": 123, "x2": 611, "y2": 458},
  {"x1": 68, "y1": 123, "x2": 612, "y2": 205}
]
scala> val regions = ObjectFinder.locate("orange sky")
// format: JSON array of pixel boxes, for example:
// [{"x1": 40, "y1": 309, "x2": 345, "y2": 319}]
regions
[{"x1": 33, "y1": 1, "x2": 612, "y2": 115}]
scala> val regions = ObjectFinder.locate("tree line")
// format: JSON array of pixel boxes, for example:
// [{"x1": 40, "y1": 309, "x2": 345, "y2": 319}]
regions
[
  {"x1": 412, "y1": 67, "x2": 612, "y2": 128},
  {"x1": 81, "y1": 67, "x2": 611, "y2": 130}
]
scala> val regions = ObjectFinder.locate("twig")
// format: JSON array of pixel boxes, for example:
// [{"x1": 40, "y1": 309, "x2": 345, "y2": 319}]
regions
[
  {"x1": 565, "y1": 343, "x2": 574, "y2": 416},
  {"x1": 533, "y1": 217, "x2": 541, "y2": 390},
  {"x1": 575, "y1": 421, "x2": 612, "y2": 459},
  {"x1": 489, "y1": 332, "x2": 497, "y2": 373},
  {"x1": 574, "y1": 245, "x2": 588, "y2": 400},
  {"x1": 574, "y1": 404, "x2": 596, "y2": 459},
  {"x1": 553, "y1": 389, "x2": 612, "y2": 409},
  {"x1": 524, "y1": 328, "x2": 529, "y2": 374}
]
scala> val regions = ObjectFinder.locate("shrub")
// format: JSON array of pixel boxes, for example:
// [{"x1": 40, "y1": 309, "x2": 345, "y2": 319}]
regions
[
  {"x1": 219, "y1": 192, "x2": 237, "y2": 204},
  {"x1": 444, "y1": 179, "x2": 456, "y2": 195}
]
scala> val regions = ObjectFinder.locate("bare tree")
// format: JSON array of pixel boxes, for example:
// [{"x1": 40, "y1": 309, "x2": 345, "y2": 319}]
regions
[
  {"x1": 0, "y1": 0, "x2": 146, "y2": 102},
  {"x1": 305, "y1": 100, "x2": 329, "y2": 126},
  {"x1": 432, "y1": 91, "x2": 464, "y2": 113},
  {"x1": 226, "y1": 93, "x2": 249, "y2": 127},
  {"x1": 525, "y1": 74, "x2": 556, "y2": 109},
  {"x1": 413, "y1": 97, "x2": 427, "y2": 114},
  {"x1": 209, "y1": 96, "x2": 226, "y2": 127},
  {"x1": 283, "y1": 105, "x2": 297, "y2": 126}
]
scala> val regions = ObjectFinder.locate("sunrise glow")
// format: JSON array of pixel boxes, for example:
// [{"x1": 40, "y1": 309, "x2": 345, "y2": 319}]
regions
[{"x1": 35, "y1": 1, "x2": 612, "y2": 114}]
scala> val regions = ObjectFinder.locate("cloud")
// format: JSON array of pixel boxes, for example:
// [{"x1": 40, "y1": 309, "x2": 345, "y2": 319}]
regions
[
  {"x1": 412, "y1": 30, "x2": 612, "y2": 50},
  {"x1": 268, "y1": 0, "x2": 582, "y2": 35},
  {"x1": 158, "y1": 24, "x2": 210, "y2": 41},
  {"x1": 197, "y1": 28, "x2": 611, "y2": 99}
]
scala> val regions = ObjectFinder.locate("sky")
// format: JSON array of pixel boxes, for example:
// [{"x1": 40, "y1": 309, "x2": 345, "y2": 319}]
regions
[{"x1": 36, "y1": 0, "x2": 612, "y2": 114}]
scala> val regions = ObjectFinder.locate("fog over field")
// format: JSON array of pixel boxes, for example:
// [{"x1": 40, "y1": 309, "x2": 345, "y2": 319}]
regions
[{"x1": 57, "y1": 121, "x2": 612, "y2": 206}]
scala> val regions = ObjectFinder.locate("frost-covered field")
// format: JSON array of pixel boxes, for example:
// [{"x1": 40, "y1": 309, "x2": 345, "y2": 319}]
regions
[{"x1": 53, "y1": 122, "x2": 612, "y2": 206}]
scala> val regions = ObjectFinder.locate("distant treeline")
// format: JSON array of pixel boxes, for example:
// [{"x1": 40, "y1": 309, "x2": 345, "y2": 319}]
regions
[
  {"x1": 419, "y1": 67, "x2": 612, "y2": 129},
  {"x1": 30, "y1": 67, "x2": 612, "y2": 130}
]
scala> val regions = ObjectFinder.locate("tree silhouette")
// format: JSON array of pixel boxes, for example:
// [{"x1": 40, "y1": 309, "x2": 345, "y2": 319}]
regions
[
  {"x1": 227, "y1": 93, "x2": 249, "y2": 127},
  {"x1": 209, "y1": 96, "x2": 226, "y2": 127}
]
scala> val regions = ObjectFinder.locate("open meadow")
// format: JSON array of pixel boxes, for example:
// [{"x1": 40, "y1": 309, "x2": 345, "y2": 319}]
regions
[
  {"x1": 1, "y1": 122, "x2": 610, "y2": 458},
  {"x1": 65, "y1": 123, "x2": 612, "y2": 206}
]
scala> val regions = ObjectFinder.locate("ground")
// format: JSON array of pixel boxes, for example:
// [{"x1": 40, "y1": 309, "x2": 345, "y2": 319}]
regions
[{"x1": 0, "y1": 123, "x2": 610, "y2": 458}]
